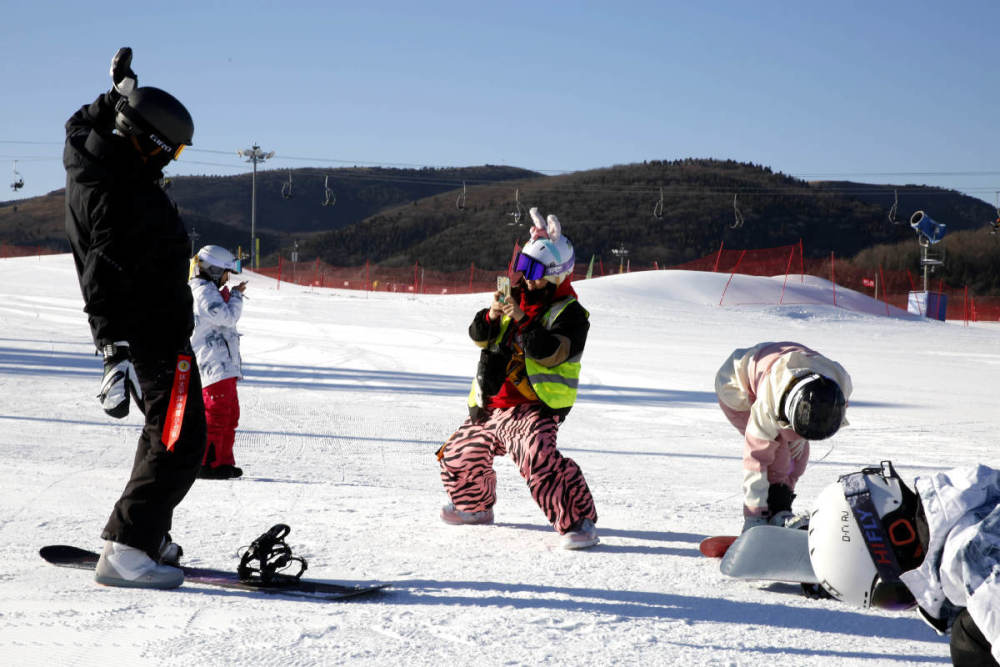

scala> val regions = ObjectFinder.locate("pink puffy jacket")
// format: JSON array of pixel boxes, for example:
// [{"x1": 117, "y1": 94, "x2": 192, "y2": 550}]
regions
[{"x1": 715, "y1": 342, "x2": 852, "y2": 513}]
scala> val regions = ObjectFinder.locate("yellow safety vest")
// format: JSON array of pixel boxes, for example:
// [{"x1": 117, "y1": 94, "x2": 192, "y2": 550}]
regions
[{"x1": 467, "y1": 297, "x2": 587, "y2": 410}]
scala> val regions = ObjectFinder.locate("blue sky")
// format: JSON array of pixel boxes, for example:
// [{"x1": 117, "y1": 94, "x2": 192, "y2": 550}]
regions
[{"x1": 2, "y1": 1, "x2": 998, "y2": 208}]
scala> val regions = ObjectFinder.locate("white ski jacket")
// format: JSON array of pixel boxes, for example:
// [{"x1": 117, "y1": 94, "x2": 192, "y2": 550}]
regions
[
  {"x1": 900, "y1": 465, "x2": 1000, "y2": 661},
  {"x1": 189, "y1": 277, "x2": 244, "y2": 387}
]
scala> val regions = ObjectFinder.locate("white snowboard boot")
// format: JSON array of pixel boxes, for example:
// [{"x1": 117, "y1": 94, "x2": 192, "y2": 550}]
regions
[
  {"x1": 562, "y1": 518, "x2": 599, "y2": 549},
  {"x1": 440, "y1": 502, "x2": 494, "y2": 525},
  {"x1": 94, "y1": 541, "x2": 184, "y2": 589}
]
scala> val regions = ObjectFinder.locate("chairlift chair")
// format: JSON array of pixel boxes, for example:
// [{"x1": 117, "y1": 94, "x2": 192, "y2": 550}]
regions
[
  {"x1": 281, "y1": 171, "x2": 293, "y2": 199},
  {"x1": 888, "y1": 189, "x2": 903, "y2": 225},
  {"x1": 730, "y1": 193, "x2": 744, "y2": 229},
  {"x1": 322, "y1": 175, "x2": 335, "y2": 207},
  {"x1": 508, "y1": 188, "x2": 524, "y2": 226},
  {"x1": 652, "y1": 186, "x2": 664, "y2": 220},
  {"x1": 10, "y1": 161, "x2": 24, "y2": 192}
]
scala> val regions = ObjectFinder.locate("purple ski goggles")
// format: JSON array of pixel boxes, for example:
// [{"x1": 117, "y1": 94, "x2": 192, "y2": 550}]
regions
[{"x1": 514, "y1": 252, "x2": 548, "y2": 280}]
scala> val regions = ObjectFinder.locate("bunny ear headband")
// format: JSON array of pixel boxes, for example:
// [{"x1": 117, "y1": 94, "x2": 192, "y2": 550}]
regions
[{"x1": 528, "y1": 207, "x2": 562, "y2": 242}]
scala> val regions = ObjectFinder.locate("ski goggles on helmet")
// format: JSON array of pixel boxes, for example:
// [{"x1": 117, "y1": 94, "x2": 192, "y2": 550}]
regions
[
  {"x1": 869, "y1": 579, "x2": 918, "y2": 611},
  {"x1": 840, "y1": 461, "x2": 920, "y2": 610},
  {"x1": 116, "y1": 100, "x2": 187, "y2": 161},
  {"x1": 514, "y1": 252, "x2": 548, "y2": 281}
]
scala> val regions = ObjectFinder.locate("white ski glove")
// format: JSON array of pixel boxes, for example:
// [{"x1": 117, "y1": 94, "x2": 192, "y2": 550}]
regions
[{"x1": 98, "y1": 342, "x2": 142, "y2": 419}]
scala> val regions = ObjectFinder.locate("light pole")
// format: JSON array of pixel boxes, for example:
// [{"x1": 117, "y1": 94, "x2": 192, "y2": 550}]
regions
[{"x1": 236, "y1": 144, "x2": 274, "y2": 269}]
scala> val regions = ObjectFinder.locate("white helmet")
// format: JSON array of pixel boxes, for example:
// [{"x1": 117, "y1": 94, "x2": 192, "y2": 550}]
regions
[
  {"x1": 196, "y1": 245, "x2": 241, "y2": 284},
  {"x1": 808, "y1": 461, "x2": 922, "y2": 610},
  {"x1": 516, "y1": 207, "x2": 575, "y2": 285}
]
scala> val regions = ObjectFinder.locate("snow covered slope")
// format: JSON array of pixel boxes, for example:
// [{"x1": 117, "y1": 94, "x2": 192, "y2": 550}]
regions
[{"x1": 1, "y1": 254, "x2": 996, "y2": 665}]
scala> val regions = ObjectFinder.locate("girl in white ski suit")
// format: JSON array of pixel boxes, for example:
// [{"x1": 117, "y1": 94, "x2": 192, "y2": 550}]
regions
[
  {"x1": 715, "y1": 342, "x2": 852, "y2": 525},
  {"x1": 189, "y1": 275, "x2": 244, "y2": 475},
  {"x1": 900, "y1": 465, "x2": 1000, "y2": 665}
]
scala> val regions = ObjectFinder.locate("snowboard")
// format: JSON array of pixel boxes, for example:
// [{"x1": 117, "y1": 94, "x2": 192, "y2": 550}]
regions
[
  {"x1": 699, "y1": 535, "x2": 738, "y2": 558},
  {"x1": 718, "y1": 525, "x2": 819, "y2": 584},
  {"x1": 40, "y1": 545, "x2": 388, "y2": 601}
]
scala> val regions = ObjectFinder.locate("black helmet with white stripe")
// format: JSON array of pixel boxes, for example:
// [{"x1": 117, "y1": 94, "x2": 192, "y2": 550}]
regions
[{"x1": 782, "y1": 374, "x2": 846, "y2": 440}]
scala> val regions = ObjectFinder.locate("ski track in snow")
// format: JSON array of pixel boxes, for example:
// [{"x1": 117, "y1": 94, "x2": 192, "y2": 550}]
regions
[{"x1": 1, "y1": 255, "x2": 994, "y2": 665}]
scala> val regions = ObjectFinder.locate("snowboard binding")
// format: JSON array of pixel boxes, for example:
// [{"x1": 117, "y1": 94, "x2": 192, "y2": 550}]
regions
[{"x1": 237, "y1": 524, "x2": 308, "y2": 587}]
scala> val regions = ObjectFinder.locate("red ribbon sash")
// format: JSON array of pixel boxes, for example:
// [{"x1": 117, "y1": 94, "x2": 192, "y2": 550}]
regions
[{"x1": 162, "y1": 355, "x2": 192, "y2": 451}]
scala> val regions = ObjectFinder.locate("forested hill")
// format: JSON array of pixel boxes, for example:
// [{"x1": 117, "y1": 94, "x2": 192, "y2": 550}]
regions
[
  {"x1": 164, "y1": 164, "x2": 541, "y2": 234},
  {"x1": 1, "y1": 160, "x2": 993, "y2": 279},
  {"x1": 0, "y1": 164, "x2": 540, "y2": 253},
  {"x1": 301, "y1": 159, "x2": 996, "y2": 271}
]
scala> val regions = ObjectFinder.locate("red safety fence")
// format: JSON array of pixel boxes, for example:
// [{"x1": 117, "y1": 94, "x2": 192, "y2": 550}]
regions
[
  {"x1": 0, "y1": 243, "x2": 56, "y2": 259},
  {"x1": 699, "y1": 241, "x2": 999, "y2": 323},
  {"x1": 4, "y1": 240, "x2": 999, "y2": 322}
]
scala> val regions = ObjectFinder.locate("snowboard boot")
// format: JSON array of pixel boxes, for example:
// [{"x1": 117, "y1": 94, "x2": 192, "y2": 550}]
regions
[
  {"x1": 769, "y1": 510, "x2": 810, "y2": 530},
  {"x1": 440, "y1": 502, "x2": 494, "y2": 525},
  {"x1": 198, "y1": 464, "x2": 243, "y2": 480},
  {"x1": 94, "y1": 541, "x2": 184, "y2": 589},
  {"x1": 158, "y1": 535, "x2": 183, "y2": 566},
  {"x1": 562, "y1": 518, "x2": 599, "y2": 550}
]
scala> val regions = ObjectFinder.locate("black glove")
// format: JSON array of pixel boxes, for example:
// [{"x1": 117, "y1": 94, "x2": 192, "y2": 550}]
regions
[
  {"x1": 109, "y1": 47, "x2": 137, "y2": 98},
  {"x1": 98, "y1": 342, "x2": 142, "y2": 418}
]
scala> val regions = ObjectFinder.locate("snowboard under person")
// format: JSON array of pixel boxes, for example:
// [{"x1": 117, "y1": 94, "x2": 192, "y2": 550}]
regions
[
  {"x1": 714, "y1": 342, "x2": 851, "y2": 532},
  {"x1": 64, "y1": 48, "x2": 204, "y2": 589},
  {"x1": 437, "y1": 208, "x2": 599, "y2": 549},
  {"x1": 190, "y1": 245, "x2": 247, "y2": 480},
  {"x1": 809, "y1": 462, "x2": 999, "y2": 666}
]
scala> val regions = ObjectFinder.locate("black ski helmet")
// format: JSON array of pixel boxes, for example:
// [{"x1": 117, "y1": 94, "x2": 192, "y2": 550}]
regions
[
  {"x1": 782, "y1": 374, "x2": 846, "y2": 440},
  {"x1": 114, "y1": 86, "x2": 194, "y2": 160}
]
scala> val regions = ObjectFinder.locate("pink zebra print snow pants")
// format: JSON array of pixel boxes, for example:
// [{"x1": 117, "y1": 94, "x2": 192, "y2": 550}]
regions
[{"x1": 438, "y1": 403, "x2": 597, "y2": 534}]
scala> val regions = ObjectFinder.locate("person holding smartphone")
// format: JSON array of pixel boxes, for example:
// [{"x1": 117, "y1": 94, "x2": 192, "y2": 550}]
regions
[
  {"x1": 437, "y1": 208, "x2": 599, "y2": 549},
  {"x1": 189, "y1": 245, "x2": 247, "y2": 480}
]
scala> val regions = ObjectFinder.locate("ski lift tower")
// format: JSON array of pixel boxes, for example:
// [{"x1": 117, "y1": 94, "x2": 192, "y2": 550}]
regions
[
  {"x1": 237, "y1": 144, "x2": 274, "y2": 270},
  {"x1": 907, "y1": 210, "x2": 947, "y2": 320},
  {"x1": 611, "y1": 242, "x2": 629, "y2": 274}
]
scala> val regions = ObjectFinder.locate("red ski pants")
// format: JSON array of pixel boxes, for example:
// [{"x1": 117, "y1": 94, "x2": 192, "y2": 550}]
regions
[
  {"x1": 438, "y1": 404, "x2": 597, "y2": 534},
  {"x1": 202, "y1": 377, "x2": 240, "y2": 467}
]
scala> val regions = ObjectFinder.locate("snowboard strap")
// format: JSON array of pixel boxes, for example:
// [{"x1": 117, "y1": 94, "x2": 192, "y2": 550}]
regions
[
  {"x1": 237, "y1": 524, "x2": 308, "y2": 586},
  {"x1": 840, "y1": 462, "x2": 904, "y2": 584}
]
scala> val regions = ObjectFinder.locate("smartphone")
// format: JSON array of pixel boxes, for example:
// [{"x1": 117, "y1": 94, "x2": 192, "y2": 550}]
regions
[{"x1": 496, "y1": 276, "x2": 511, "y2": 304}]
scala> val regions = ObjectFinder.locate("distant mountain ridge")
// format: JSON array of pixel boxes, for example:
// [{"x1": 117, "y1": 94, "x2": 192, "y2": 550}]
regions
[
  {"x1": 2, "y1": 159, "x2": 994, "y2": 282},
  {"x1": 300, "y1": 159, "x2": 996, "y2": 272},
  {"x1": 0, "y1": 164, "x2": 540, "y2": 254}
]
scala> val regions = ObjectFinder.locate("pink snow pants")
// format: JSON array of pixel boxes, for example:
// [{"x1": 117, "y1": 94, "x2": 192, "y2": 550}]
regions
[
  {"x1": 718, "y1": 399, "x2": 809, "y2": 497},
  {"x1": 438, "y1": 404, "x2": 597, "y2": 534},
  {"x1": 202, "y1": 377, "x2": 240, "y2": 467}
]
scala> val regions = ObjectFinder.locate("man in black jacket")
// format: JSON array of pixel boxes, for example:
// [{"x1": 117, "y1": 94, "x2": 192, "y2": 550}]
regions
[{"x1": 64, "y1": 48, "x2": 205, "y2": 588}]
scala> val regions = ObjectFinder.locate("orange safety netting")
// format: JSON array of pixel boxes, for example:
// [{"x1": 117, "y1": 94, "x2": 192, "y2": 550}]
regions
[{"x1": 4, "y1": 240, "x2": 998, "y2": 322}]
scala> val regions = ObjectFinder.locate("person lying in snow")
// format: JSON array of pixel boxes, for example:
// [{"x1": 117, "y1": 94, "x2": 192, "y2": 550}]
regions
[{"x1": 809, "y1": 462, "x2": 1000, "y2": 667}]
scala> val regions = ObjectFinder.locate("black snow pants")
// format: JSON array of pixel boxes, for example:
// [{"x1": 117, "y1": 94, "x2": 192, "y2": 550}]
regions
[
  {"x1": 950, "y1": 608, "x2": 997, "y2": 667},
  {"x1": 101, "y1": 343, "x2": 206, "y2": 558}
]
